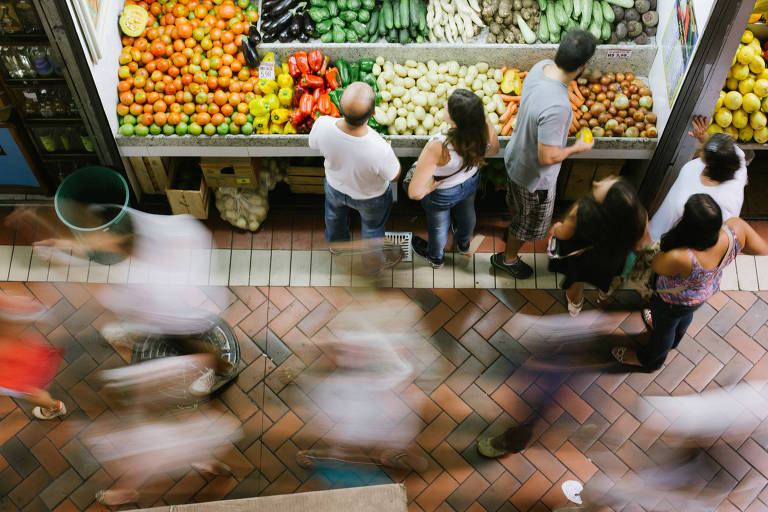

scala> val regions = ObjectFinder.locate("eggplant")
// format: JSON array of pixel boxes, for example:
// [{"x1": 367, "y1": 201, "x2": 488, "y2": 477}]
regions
[
  {"x1": 262, "y1": 29, "x2": 279, "y2": 42},
  {"x1": 241, "y1": 37, "x2": 260, "y2": 68},
  {"x1": 278, "y1": 29, "x2": 293, "y2": 42},
  {"x1": 260, "y1": 10, "x2": 293, "y2": 33},
  {"x1": 248, "y1": 25, "x2": 261, "y2": 44},
  {"x1": 262, "y1": 0, "x2": 296, "y2": 18},
  {"x1": 302, "y1": 10, "x2": 316, "y2": 35},
  {"x1": 289, "y1": 18, "x2": 302, "y2": 37},
  {"x1": 297, "y1": 31, "x2": 310, "y2": 42}
]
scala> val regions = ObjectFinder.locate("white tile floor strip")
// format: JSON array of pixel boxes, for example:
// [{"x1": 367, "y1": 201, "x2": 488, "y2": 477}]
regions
[
  {"x1": 27, "y1": 247, "x2": 50, "y2": 282},
  {"x1": 269, "y1": 250, "x2": 291, "y2": 286},
  {"x1": 8, "y1": 246, "x2": 32, "y2": 282},
  {"x1": 229, "y1": 249, "x2": 251, "y2": 286},
  {"x1": 735, "y1": 255, "x2": 759, "y2": 292},
  {"x1": 2, "y1": 244, "x2": 768, "y2": 291}
]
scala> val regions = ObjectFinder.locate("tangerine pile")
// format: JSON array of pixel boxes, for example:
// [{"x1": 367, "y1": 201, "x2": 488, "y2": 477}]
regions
[{"x1": 116, "y1": 0, "x2": 264, "y2": 137}]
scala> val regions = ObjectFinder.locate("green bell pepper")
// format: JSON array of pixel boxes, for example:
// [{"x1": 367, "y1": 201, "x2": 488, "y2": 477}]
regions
[
  {"x1": 336, "y1": 59, "x2": 350, "y2": 85},
  {"x1": 329, "y1": 87, "x2": 344, "y2": 110},
  {"x1": 349, "y1": 62, "x2": 360, "y2": 82},
  {"x1": 361, "y1": 71, "x2": 377, "y2": 92},
  {"x1": 359, "y1": 58, "x2": 375, "y2": 73}
]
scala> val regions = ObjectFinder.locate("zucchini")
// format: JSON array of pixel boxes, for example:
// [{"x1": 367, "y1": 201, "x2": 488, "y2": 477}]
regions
[
  {"x1": 566, "y1": 17, "x2": 577, "y2": 31},
  {"x1": 400, "y1": 0, "x2": 409, "y2": 28},
  {"x1": 563, "y1": 0, "x2": 573, "y2": 17},
  {"x1": 602, "y1": 0, "x2": 614, "y2": 22},
  {"x1": 603, "y1": 0, "x2": 633, "y2": 7},
  {"x1": 538, "y1": 12, "x2": 549, "y2": 42},
  {"x1": 516, "y1": 14, "x2": 537, "y2": 44},
  {"x1": 379, "y1": 11, "x2": 388, "y2": 33},
  {"x1": 549, "y1": 28, "x2": 561, "y2": 43},
  {"x1": 546, "y1": 2, "x2": 558, "y2": 35},
  {"x1": 592, "y1": 0, "x2": 603, "y2": 26},
  {"x1": 580, "y1": 0, "x2": 592, "y2": 30},
  {"x1": 382, "y1": 0, "x2": 394, "y2": 29},
  {"x1": 399, "y1": 27, "x2": 409, "y2": 43},
  {"x1": 554, "y1": 1, "x2": 567, "y2": 26},
  {"x1": 418, "y1": 0, "x2": 427, "y2": 31},
  {"x1": 388, "y1": 27, "x2": 397, "y2": 41},
  {"x1": 536, "y1": 0, "x2": 547, "y2": 8},
  {"x1": 367, "y1": 10, "x2": 378, "y2": 34},
  {"x1": 393, "y1": 0, "x2": 400, "y2": 28},
  {"x1": 601, "y1": 19, "x2": 611, "y2": 41},
  {"x1": 588, "y1": 20, "x2": 601, "y2": 40},
  {"x1": 410, "y1": 0, "x2": 419, "y2": 30}
]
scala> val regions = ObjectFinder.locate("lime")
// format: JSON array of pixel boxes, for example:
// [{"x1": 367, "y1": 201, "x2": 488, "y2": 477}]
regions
[
  {"x1": 123, "y1": 114, "x2": 137, "y2": 125},
  {"x1": 229, "y1": 123, "x2": 241, "y2": 134},
  {"x1": 203, "y1": 123, "x2": 217, "y2": 136},
  {"x1": 118, "y1": 123, "x2": 135, "y2": 136},
  {"x1": 163, "y1": 124, "x2": 175, "y2": 136},
  {"x1": 134, "y1": 124, "x2": 150, "y2": 136},
  {"x1": 176, "y1": 122, "x2": 189, "y2": 135},
  {"x1": 195, "y1": 92, "x2": 208, "y2": 104},
  {"x1": 188, "y1": 122, "x2": 202, "y2": 135},
  {"x1": 149, "y1": 123, "x2": 162, "y2": 135},
  {"x1": 217, "y1": 123, "x2": 230, "y2": 135},
  {"x1": 241, "y1": 122, "x2": 254, "y2": 135}
]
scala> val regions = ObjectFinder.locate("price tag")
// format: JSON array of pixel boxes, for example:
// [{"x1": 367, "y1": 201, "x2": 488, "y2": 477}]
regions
[
  {"x1": 606, "y1": 49, "x2": 633, "y2": 59},
  {"x1": 23, "y1": 91, "x2": 37, "y2": 101},
  {"x1": 258, "y1": 62, "x2": 275, "y2": 80}
]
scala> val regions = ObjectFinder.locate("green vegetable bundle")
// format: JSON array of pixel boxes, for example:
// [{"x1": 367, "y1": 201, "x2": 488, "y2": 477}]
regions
[
  {"x1": 311, "y1": 0, "x2": 429, "y2": 42},
  {"x1": 537, "y1": 0, "x2": 625, "y2": 43}
]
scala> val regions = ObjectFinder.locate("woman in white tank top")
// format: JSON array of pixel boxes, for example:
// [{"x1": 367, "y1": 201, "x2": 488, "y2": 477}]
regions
[{"x1": 408, "y1": 89, "x2": 500, "y2": 268}]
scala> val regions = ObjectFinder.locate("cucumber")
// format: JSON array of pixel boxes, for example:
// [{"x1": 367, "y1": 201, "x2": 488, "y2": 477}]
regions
[
  {"x1": 588, "y1": 20, "x2": 601, "y2": 40},
  {"x1": 536, "y1": 0, "x2": 547, "y2": 8},
  {"x1": 546, "y1": 2, "x2": 559, "y2": 34},
  {"x1": 592, "y1": 0, "x2": 603, "y2": 26},
  {"x1": 580, "y1": 0, "x2": 592, "y2": 30},
  {"x1": 367, "y1": 10, "x2": 378, "y2": 34},
  {"x1": 554, "y1": 1, "x2": 567, "y2": 26},
  {"x1": 410, "y1": 0, "x2": 419, "y2": 30},
  {"x1": 602, "y1": 0, "x2": 614, "y2": 22},
  {"x1": 538, "y1": 12, "x2": 550, "y2": 41},
  {"x1": 400, "y1": 0, "x2": 409, "y2": 28},
  {"x1": 603, "y1": 0, "x2": 633, "y2": 7},
  {"x1": 388, "y1": 27, "x2": 397, "y2": 41},
  {"x1": 601, "y1": 19, "x2": 611, "y2": 41},
  {"x1": 393, "y1": 0, "x2": 401, "y2": 28},
  {"x1": 549, "y1": 28, "x2": 561, "y2": 43},
  {"x1": 399, "y1": 27, "x2": 409, "y2": 43},
  {"x1": 563, "y1": 0, "x2": 573, "y2": 17},
  {"x1": 382, "y1": 0, "x2": 394, "y2": 29},
  {"x1": 566, "y1": 17, "x2": 577, "y2": 30},
  {"x1": 418, "y1": 0, "x2": 427, "y2": 31}
]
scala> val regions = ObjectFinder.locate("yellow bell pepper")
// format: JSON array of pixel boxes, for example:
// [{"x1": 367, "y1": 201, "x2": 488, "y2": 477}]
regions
[
  {"x1": 262, "y1": 52, "x2": 275, "y2": 63},
  {"x1": 263, "y1": 93, "x2": 280, "y2": 112},
  {"x1": 248, "y1": 95, "x2": 269, "y2": 117},
  {"x1": 278, "y1": 88, "x2": 294, "y2": 107},
  {"x1": 254, "y1": 116, "x2": 270, "y2": 134},
  {"x1": 258, "y1": 78, "x2": 279, "y2": 96},
  {"x1": 283, "y1": 122, "x2": 297, "y2": 134},
  {"x1": 271, "y1": 108, "x2": 289, "y2": 124},
  {"x1": 277, "y1": 72, "x2": 294, "y2": 89},
  {"x1": 500, "y1": 70, "x2": 522, "y2": 95},
  {"x1": 270, "y1": 122, "x2": 285, "y2": 134}
]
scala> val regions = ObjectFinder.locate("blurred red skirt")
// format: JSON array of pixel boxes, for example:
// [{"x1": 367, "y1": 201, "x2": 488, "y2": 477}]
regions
[{"x1": 0, "y1": 336, "x2": 63, "y2": 394}]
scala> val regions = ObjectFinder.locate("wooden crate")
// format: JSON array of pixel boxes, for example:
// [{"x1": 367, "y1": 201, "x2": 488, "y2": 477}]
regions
[
  {"x1": 166, "y1": 163, "x2": 210, "y2": 219},
  {"x1": 200, "y1": 157, "x2": 259, "y2": 189},
  {"x1": 562, "y1": 159, "x2": 625, "y2": 200},
  {"x1": 285, "y1": 166, "x2": 325, "y2": 195},
  {"x1": 128, "y1": 156, "x2": 170, "y2": 195}
]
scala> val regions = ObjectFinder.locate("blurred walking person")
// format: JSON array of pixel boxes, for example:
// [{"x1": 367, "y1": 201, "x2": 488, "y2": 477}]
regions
[{"x1": 408, "y1": 89, "x2": 500, "y2": 267}]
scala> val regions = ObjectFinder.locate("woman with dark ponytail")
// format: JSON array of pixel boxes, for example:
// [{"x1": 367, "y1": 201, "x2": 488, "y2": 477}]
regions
[{"x1": 408, "y1": 89, "x2": 500, "y2": 267}]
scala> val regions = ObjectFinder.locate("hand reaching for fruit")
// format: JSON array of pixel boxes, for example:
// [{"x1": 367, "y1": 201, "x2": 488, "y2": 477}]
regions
[{"x1": 688, "y1": 115, "x2": 709, "y2": 143}]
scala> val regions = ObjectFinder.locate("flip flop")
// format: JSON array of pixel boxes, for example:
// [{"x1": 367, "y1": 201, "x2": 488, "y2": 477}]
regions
[
  {"x1": 476, "y1": 437, "x2": 509, "y2": 458},
  {"x1": 641, "y1": 308, "x2": 653, "y2": 332},
  {"x1": 611, "y1": 346, "x2": 627, "y2": 364}
]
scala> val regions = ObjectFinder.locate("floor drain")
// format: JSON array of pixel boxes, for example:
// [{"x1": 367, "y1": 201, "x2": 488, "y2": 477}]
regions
[{"x1": 385, "y1": 231, "x2": 412, "y2": 262}]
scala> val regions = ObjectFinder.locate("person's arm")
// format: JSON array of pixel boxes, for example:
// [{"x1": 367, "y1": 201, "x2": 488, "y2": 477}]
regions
[
  {"x1": 308, "y1": 119, "x2": 322, "y2": 149},
  {"x1": 688, "y1": 115, "x2": 709, "y2": 144},
  {"x1": 727, "y1": 217, "x2": 768, "y2": 255},
  {"x1": 485, "y1": 119, "x2": 500, "y2": 156},
  {"x1": 651, "y1": 249, "x2": 692, "y2": 277},
  {"x1": 536, "y1": 106, "x2": 593, "y2": 166},
  {"x1": 538, "y1": 139, "x2": 593, "y2": 165},
  {"x1": 550, "y1": 203, "x2": 578, "y2": 240},
  {"x1": 408, "y1": 139, "x2": 442, "y2": 200}
]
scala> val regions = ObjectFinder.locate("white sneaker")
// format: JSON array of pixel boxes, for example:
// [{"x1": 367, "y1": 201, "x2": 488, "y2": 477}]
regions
[
  {"x1": 101, "y1": 324, "x2": 134, "y2": 347},
  {"x1": 33, "y1": 400, "x2": 66, "y2": 420},
  {"x1": 189, "y1": 369, "x2": 216, "y2": 397},
  {"x1": 567, "y1": 299, "x2": 583, "y2": 317}
]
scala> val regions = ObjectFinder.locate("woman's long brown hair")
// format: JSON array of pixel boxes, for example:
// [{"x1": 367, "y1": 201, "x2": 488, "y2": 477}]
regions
[{"x1": 445, "y1": 89, "x2": 488, "y2": 173}]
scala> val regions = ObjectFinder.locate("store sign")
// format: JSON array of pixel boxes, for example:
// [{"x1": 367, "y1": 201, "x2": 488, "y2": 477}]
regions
[
  {"x1": 606, "y1": 49, "x2": 633, "y2": 59},
  {"x1": 258, "y1": 62, "x2": 275, "y2": 80}
]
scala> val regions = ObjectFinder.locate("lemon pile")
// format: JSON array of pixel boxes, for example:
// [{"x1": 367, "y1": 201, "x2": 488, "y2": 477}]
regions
[{"x1": 711, "y1": 30, "x2": 768, "y2": 143}]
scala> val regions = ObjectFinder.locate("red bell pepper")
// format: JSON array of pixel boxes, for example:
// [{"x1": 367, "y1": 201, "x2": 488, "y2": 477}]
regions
[
  {"x1": 328, "y1": 102, "x2": 340, "y2": 117},
  {"x1": 319, "y1": 55, "x2": 330, "y2": 75},
  {"x1": 289, "y1": 110, "x2": 306, "y2": 126},
  {"x1": 287, "y1": 56, "x2": 300, "y2": 78},
  {"x1": 292, "y1": 85, "x2": 307, "y2": 108},
  {"x1": 299, "y1": 92, "x2": 315, "y2": 118},
  {"x1": 317, "y1": 93, "x2": 332, "y2": 115},
  {"x1": 325, "y1": 67, "x2": 340, "y2": 90},
  {"x1": 313, "y1": 87, "x2": 323, "y2": 102},
  {"x1": 294, "y1": 51, "x2": 310, "y2": 75},
  {"x1": 308, "y1": 50, "x2": 323, "y2": 72},
  {"x1": 300, "y1": 74, "x2": 325, "y2": 89}
]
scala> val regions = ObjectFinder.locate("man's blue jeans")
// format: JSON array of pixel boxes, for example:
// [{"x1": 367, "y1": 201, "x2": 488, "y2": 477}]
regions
[
  {"x1": 324, "y1": 179, "x2": 392, "y2": 242},
  {"x1": 420, "y1": 173, "x2": 480, "y2": 260}
]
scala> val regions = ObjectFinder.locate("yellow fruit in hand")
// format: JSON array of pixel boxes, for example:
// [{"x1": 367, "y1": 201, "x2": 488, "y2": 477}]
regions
[
  {"x1": 724, "y1": 90, "x2": 743, "y2": 110},
  {"x1": 754, "y1": 126, "x2": 768, "y2": 143},
  {"x1": 742, "y1": 30, "x2": 755, "y2": 44},
  {"x1": 750, "y1": 56, "x2": 766, "y2": 75},
  {"x1": 715, "y1": 108, "x2": 733, "y2": 128},
  {"x1": 738, "y1": 46, "x2": 757, "y2": 65},
  {"x1": 578, "y1": 127, "x2": 593, "y2": 143},
  {"x1": 739, "y1": 126, "x2": 754, "y2": 142},
  {"x1": 733, "y1": 109, "x2": 749, "y2": 128},
  {"x1": 744, "y1": 92, "x2": 762, "y2": 113},
  {"x1": 750, "y1": 111, "x2": 767, "y2": 129},
  {"x1": 732, "y1": 64, "x2": 750, "y2": 81},
  {"x1": 740, "y1": 78, "x2": 755, "y2": 94}
]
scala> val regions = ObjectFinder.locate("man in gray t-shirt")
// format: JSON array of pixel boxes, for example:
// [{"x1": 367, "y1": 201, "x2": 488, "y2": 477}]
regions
[{"x1": 491, "y1": 30, "x2": 597, "y2": 280}]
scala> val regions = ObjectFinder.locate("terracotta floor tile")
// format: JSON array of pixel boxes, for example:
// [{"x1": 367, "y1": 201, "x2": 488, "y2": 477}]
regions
[
  {"x1": 430, "y1": 384, "x2": 473, "y2": 424},
  {"x1": 291, "y1": 217, "x2": 312, "y2": 250},
  {"x1": 416, "y1": 303, "x2": 455, "y2": 339},
  {"x1": 553, "y1": 441, "x2": 597, "y2": 482},
  {"x1": 417, "y1": 412, "x2": 459, "y2": 452},
  {"x1": 262, "y1": 411, "x2": 304, "y2": 452},
  {"x1": 431, "y1": 441, "x2": 473, "y2": 484},
  {"x1": 267, "y1": 300, "x2": 309, "y2": 338},
  {"x1": 522, "y1": 444, "x2": 566, "y2": 483},
  {"x1": 415, "y1": 471, "x2": 460, "y2": 512},
  {"x1": 552, "y1": 385, "x2": 594, "y2": 424},
  {"x1": 473, "y1": 302, "x2": 514, "y2": 340},
  {"x1": 460, "y1": 290, "x2": 498, "y2": 312},
  {"x1": 444, "y1": 303, "x2": 485, "y2": 339},
  {"x1": 490, "y1": 385, "x2": 533, "y2": 424},
  {"x1": 509, "y1": 470, "x2": 552, "y2": 512},
  {"x1": 270, "y1": 217, "x2": 293, "y2": 251},
  {"x1": 433, "y1": 289, "x2": 469, "y2": 312}
]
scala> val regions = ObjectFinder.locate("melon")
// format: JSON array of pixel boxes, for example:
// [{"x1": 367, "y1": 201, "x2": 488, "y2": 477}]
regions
[
  {"x1": 733, "y1": 109, "x2": 749, "y2": 129},
  {"x1": 739, "y1": 126, "x2": 754, "y2": 142},
  {"x1": 724, "y1": 91, "x2": 743, "y2": 110},
  {"x1": 755, "y1": 126, "x2": 768, "y2": 144},
  {"x1": 119, "y1": 5, "x2": 149, "y2": 37}
]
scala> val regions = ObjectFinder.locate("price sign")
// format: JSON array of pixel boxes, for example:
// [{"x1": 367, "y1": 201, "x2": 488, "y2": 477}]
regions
[
  {"x1": 258, "y1": 62, "x2": 275, "y2": 80},
  {"x1": 606, "y1": 49, "x2": 633, "y2": 59}
]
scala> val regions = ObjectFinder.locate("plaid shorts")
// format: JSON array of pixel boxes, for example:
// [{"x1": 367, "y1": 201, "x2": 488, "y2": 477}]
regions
[{"x1": 506, "y1": 181, "x2": 556, "y2": 241}]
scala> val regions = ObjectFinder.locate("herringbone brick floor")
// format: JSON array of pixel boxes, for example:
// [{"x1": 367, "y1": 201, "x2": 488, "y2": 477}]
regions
[{"x1": 1, "y1": 282, "x2": 768, "y2": 511}]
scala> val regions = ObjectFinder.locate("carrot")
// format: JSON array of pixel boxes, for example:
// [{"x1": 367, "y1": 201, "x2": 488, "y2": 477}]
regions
[
  {"x1": 501, "y1": 114, "x2": 516, "y2": 135},
  {"x1": 569, "y1": 90, "x2": 584, "y2": 107},
  {"x1": 500, "y1": 101, "x2": 515, "y2": 123},
  {"x1": 572, "y1": 84, "x2": 585, "y2": 103},
  {"x1": 499, "y1": 94, "x2": 520, "y2": 102},
  {"x1": 500, "y1": 67, "x2": 507, "y2": 74},
  {"x1": 519, "y1": 72, "x2": 527, "y2": 78}
]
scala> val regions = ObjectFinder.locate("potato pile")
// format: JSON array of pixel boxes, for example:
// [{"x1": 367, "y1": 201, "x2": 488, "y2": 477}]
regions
[{"x1": 483, "y1": 0, "x2": 541, "y2": 44}]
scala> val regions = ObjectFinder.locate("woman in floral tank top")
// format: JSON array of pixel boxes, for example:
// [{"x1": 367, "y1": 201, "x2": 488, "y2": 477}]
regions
[{"x1": 613, "y1": 194, "x2": 768, "y2": 371}]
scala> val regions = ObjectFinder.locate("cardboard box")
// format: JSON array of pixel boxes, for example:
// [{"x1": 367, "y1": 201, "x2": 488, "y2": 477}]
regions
[
  {"x1": 285, "y1": 166, "x2": 325, "y2": 195},
  {"x1": 128, "y1": 156, "x2": 170, "y2": 195},
  {"x1": 200, "y1": 157, "x2": 259, "y2": 188},
  {"x1": 562, "y1": 160, "x2": 625, "y2": 200},
  {"x1": 166, "y1": 163, "x2": 210, "y2": 219}
]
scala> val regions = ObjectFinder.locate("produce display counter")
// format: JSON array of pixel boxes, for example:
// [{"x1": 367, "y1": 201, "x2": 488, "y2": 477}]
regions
[{"x1": 115, "y1": 42, "x2": 662, "y2": 159}]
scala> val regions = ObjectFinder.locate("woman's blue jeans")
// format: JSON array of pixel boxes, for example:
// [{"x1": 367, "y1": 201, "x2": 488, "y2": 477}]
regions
[{"x1": 420, "y1": 173, "x2": 480, "y2": 260}]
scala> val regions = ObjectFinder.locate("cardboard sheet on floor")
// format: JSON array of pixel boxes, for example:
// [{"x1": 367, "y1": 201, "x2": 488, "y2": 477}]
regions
[{"x1": 133, "y1": 484, "x2": 407, "y2": 512}]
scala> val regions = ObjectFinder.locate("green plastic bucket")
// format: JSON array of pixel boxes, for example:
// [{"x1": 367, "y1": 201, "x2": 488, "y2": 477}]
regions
[{"x1": 54, "y1": 166, "x2": 131, "y2": 265}]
